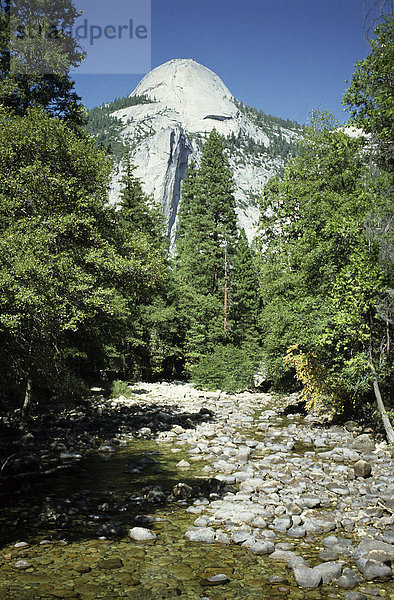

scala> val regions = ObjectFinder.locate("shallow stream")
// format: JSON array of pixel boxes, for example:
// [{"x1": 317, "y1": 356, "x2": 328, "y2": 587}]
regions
[{"x1": 0, "y1": 396, "x2": 392, "y2": 600}]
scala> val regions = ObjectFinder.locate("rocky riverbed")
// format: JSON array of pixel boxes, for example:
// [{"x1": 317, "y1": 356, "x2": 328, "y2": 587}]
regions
[{"x1": 0, "y1": 382, "x2": 393, "y2": 599}]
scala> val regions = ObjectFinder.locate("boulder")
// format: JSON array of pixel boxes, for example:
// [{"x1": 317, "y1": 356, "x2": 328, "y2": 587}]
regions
[{"x1": 185, "y1": 527, "x2": 216, "y2": 543}]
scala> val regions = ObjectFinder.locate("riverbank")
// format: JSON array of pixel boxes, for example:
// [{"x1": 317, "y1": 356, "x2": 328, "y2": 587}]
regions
[{"x1": 0, "y1": 382, "x2": 393, "y2": 599}]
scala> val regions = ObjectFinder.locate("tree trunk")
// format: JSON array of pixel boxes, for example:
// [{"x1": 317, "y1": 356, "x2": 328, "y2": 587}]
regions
[
  {"x1": 368, "y1": 318, "x2": 394, "y2": 444},
  {"x1": 21, "y1": 377, "x2": 32, "y2": 419}
]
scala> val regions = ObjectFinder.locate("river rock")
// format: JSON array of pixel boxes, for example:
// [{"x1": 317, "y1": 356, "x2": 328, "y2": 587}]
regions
[
  {"x1": 173, "y1": 482, "x2": 194, "y2": 498},
  {"x1": 287, "y1": 525, "x2": 306, "y2": 538},
  {"x1": 318, "y1": 548, "x2": 339, "y2": 561},
  {"x1": 128, "y1": 527, "x2": 157, "y2": 541},
  {"x1": 356, "y1": 538, "x2": 394, "y2": 560},
  {"x1": 1, "y1": 453, "x2": 40, "y2": 475},
  {"x1": 354, "y1": 460, "x2": 372, "y2": 478},
  {"x1": 357, "y1": 558, "x2": 392, "y2": 581},
  {"x1": 185, "y1": 527, "x2": 216, "y2": 543},
  {"x1": 293, "y1": 566, "x2": 322, "y2": 588},
  {"x1": 351, "y1": 435, "x2": 375, "y2": 452},
  {"x1": 98, "y1": 441, "x2": 117, "y2": 453},
  {"x1": 242, "y1": 540, "x2": 275, "y2": 554},
  {"x1": 14, "y1": 560, "x2": 31, "y2": 569},
  {"x1": 313, "y1": 561, "x2": 342, "y2": 583},
  {"x1": 270, "y1": 550, "x2": 309, "y2": 569},
  {"x1": 203, "y1": 573, "x2": 230, "y2": 586},
  {"x1": 336, "y1": 568, "x2": 360, "y2": 588},
  {"x1": 98, "y1": 558, "x2": 123, "y2": 569}
]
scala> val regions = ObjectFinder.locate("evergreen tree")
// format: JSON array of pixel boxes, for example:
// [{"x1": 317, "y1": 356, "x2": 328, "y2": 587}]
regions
[
  {"x1": 0, "y1": 0, "x2": 85, "y2": 126},
  {"x1": 118, "y1": 152, "x2": 166, "y2": 248},
  {"x1": 343, "y1": 15, "x2": 393, "y2": 169},
  {"x1": 175, "y1": 130, "x2": 238, "y2": 364},
  {"x1": 231, "y1": 229, "x2": 260, "y2": 345},
  {"x1": 197, "y1": 129, "x2": 237, "y2": 295},
  {"x1": 114, "y1": 154, "x2": 182, "y2": 381}
]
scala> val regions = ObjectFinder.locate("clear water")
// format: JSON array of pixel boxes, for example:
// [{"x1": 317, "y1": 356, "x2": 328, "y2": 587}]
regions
[{"x1": 0, "y1": 428, "x2": 392, "y2": 599}]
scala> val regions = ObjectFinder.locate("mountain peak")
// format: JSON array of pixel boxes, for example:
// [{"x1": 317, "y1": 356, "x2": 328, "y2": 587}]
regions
[{"x1": 130, "y1": 59, "x2": 236, "y2": 131}]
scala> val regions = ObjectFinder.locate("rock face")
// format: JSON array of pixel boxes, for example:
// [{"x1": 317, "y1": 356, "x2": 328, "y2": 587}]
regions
[{"x1": 107, "y1": 58, "x2": 302, "y2": 247}]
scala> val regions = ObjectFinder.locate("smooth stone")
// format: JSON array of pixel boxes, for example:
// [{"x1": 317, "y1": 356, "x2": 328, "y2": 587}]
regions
[
  {"x1": 356, "y1": 538, "x2": 394, "y2": 560},
  {"x1": 293, "y1": 566, "x2": 322, "y2": 588},
  {"x1": 14, "y1": 560, "x2": 31, "y2": 569},
  {"x1": 336, "y1": 568, "x2": 360, "y2": 589},
  {"x1": 97, "y1": 441, "x2": 117, "y2": 453},
  {"x1": 98, "y1": 558, "x2": 123, "y2": 569},
  {"x1": 204, "y1": 574, "x2": 230, "y2": 586},
  {"x1": 313, "y1": 561, "x2": 342, "y2": 583},
  {"x1": 298, "y1": 495, "x2": 320, "y2": 508},
  {"x1": 318, "y1": 548, "x2": 339, "y2": 561},
  {"x1": 185, "y1": 527, "x2": 216, "y2": 543},
  {"x1": 270, "y1": 550, "x2": 309, "y2": 568},
  {"x1": 128, "y1": 527, "x2": 157, "y2": 541},
  {"x1": 344, "y1": 594, "x2": 367, "y2": 600},
  {"x1": 287, "y1": 525, "x2": 306, "y2": 538},
  {"x1": 242, "y1": 540, "x2": 275, "y2": 554},
  {"x1": 75, "y1": 565, "x2": 91, "y2": 573},
  {"x1": 357, "y1": 559, "x2": 392, "y2": 581},
  {"x1": 14, "y1": 542, "x2": 29, "y2": 548},
  {"x1": 354, "y1": 460, "x2": 372, "y2": 478},
  {"x1": 351, "y1": 435, "x2": 375, "y2": 452}
]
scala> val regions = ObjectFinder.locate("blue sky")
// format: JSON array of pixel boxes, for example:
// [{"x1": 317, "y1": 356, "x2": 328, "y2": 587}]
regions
[{"x1": 72, "y1": 0, "x2": 381, "y2": 124}]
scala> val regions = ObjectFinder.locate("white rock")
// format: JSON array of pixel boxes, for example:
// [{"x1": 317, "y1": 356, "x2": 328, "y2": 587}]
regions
[
  {"x1": 185, "y1": 527, "x2": 216, "y2": 543},
  {"x1": 108, "y1": 59, "x2": 302, "y2": 249},
  {"x1": 128, "y1": 527, "x2": 157, "y2": 541}
]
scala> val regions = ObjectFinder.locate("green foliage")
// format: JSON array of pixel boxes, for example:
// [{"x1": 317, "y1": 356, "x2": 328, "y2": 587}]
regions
[
  {"x1": 174, "y1": 132, "x2": 263, "y2": 391},
  {"x1": 175, "y1": 130, "x2": 238, "y2": 366},
  {"x1": 83, "y1": 94, "x2": 154, "y2": 160},
  {"x1": 0, "y1": 106, "x2": 165, "y2": 410},
  {"x1": 257, "y1": 113, "x2": 392, "y2": 411},
  {"x1": 343, "y1": 16, "x2": 393, "y2": 156},
  {"x1": 110, "y1": 380, "x2": 133, "y2": 399},
  {"x1": 233, "y1": 97, "x2": 303, "y2": 131},
  {"x1": 231, "y1": 229, "x2": 260, "y2": 345},
  {"x1": 191, "y1": 343, "x2": 258, "y2": 393},
  {"x1": 109, "y1": 154, "x2": 181, "y2": 382},
  {"x1": 0, "y1": 0, "x2": 85, "y2": 126}
]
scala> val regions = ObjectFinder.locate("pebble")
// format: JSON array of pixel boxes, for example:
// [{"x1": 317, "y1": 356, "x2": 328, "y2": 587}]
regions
[{"x1": 204, "y1": 573, "x2": 230, "y2": 586}]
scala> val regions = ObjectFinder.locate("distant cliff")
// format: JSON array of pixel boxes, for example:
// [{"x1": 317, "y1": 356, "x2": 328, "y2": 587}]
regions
[{"x1": 86, "y1": 59, "x2": 303, "y2": 247}]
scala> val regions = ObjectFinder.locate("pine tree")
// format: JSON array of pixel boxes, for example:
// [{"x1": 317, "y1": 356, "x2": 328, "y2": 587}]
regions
[
  {"x1": 118, "y1": 152, "x2": 166, "y2": 249},
  {"x1": 196, "y1": 129, "x2": 237, "y2": 295},
  {"x1": 175, "y1": 129, "x2": 238, "y2": 364},
  {"x1": 0, "y1": 0, "x2": 85, "y2": 127},
  {"x1": 115, "y1": 154, "x2": 182, "y2": 381},
  {"x1": 231, "y1": 229, "x2": 260, "y2": 345}
]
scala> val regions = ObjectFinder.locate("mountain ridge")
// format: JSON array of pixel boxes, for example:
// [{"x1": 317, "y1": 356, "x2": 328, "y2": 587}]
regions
[{"x1": 85, "y1": 59, "x2": 304, "y2": 246}]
